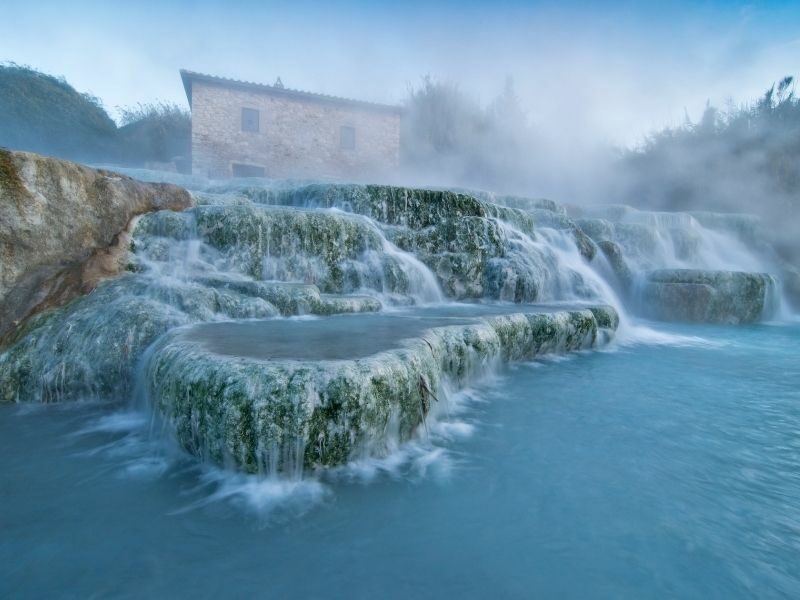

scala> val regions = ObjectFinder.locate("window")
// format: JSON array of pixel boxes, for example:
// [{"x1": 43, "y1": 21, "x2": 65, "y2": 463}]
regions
[
  {"x1": 232, "y1": 163, "x2": 265, "y2": 178},
  {"x1": 241, "y1": 108, "x2": 260, "y2": 132},
  {"x1": 340, "y1": 126, "x2": 355, "y2": 150}
]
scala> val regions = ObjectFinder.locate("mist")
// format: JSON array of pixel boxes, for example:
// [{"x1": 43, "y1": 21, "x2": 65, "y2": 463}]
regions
[
  {"x1": 5, "y1": 4, "x2": 800, "y2": 593},
  {"x1": 2, "y1": 0, "x2": 800, "y2": 245}
]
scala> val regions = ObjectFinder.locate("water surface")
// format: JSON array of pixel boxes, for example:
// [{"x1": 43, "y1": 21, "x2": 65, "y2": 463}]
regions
[
  {"x1": 181, "y1": 302, "x2": 582, "y2": 360},
  {"x1": 1, "y1": 321, "x2": 798, "y2": 599}
]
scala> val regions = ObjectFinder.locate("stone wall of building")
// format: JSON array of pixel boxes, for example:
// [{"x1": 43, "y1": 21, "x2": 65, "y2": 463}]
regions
[{"x1": 190, "y1": 81, "x2": 401, "y2": 179}]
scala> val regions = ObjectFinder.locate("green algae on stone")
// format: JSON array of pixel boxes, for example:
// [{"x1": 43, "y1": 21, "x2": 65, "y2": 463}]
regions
[
  {"x1": 0, "y1": 280, "x2": 191, "y2": 403},
  {"x1": 527, "y1": 209, "x2": 597, "y2": 261},
  {"x1": 134, "y1": 184, "x2": 605, "y2": 305},
  {"x1": 146, "y1": 306, "x2": 618, "y2": 474},
  {"x1": 0, "y1": 268, "x2": 383, "y2": 404},
  {"x1": 233, "y1": 183, "x2": 490, "y2": 229}
]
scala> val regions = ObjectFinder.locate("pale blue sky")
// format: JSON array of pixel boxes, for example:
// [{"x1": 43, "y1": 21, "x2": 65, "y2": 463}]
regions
[{"x1": 2, "y1": 1, "x2": 800, "y2": 144}]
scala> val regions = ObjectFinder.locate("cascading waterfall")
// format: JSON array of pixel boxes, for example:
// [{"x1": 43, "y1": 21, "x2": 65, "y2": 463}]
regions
[
  {"x1": 5, "y1": 146, "x2": 800, "y2": 600},
  {"x1": 575, "y1": 204, "x2": 788, "y2": 322},
  {"x1": 1, "y1": 177, "x2": 790, "y2": 481},
  {"x1": 376, "y1": 237, "x2": 445, "y2": 304},
  {"x1": 578, "y1": 206, "x2": 772, "y2": 273},
  {"x1": 496, "y1": 222, "x2": 671, "y2": 343}
]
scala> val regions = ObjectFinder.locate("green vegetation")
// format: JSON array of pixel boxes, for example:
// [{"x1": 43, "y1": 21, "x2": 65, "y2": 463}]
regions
[
  {"x1": 0, "y1": 63, "x2": 189, "y2": 169},
  {"x1": 0, "y1": 63, "x2": 117, "y2": 161},
  {"x1": 116, "y1": 102, "x2": 190, "y2": 170},
  {"x1": 618, "y1": 77, "x2": 800, "y2": 261}
]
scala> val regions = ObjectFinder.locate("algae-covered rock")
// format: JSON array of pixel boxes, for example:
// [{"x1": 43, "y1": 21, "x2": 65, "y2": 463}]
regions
[
  {"x1": 182, "y1": 186, "x2": 601, "y2": 303},
  {"x1": 0, "y1": 281, "x2": 191, "y2": 403},
  {"x1": 588, "y1": 305, "x2": 621, "y2": 331},
  {"x1": 0, "y1": 150, "x2": 192, "y2": 346},
  {"x1": 448, "y1": 188, "x2": 568, "y2": 217},
  {"x1": 195, "y1": 276, "x2": 382, "y2": 316},
  {"x1": 390, "y1": 216, "x2": 506, "y2": 298},
  {"x1": 195, "y1": 204, "x2": 382, "y2": 291},
  {"x1": 0, "y1": 268, "x2": 381, "y2": 403},
  {"x1": 136, "y1": 203, "x2": 440, "y2": 300},
  {"x1": 234, "y1": 183, "x2": 489, "y2": 230},
  {"x1": 639, "y1": 269, "x2": 775, "y2": 323},
  {"x1": 489, "y1": 194, "x2": 567, "y2": 216},
  {"x1": 192, "y1": 183, "x2": 606, "y2": 301},
  {"x1": 147, "y1": 306, "x2": 618, "y2": 473},
  {"x1": 575, "y1": 218, "x2": 659, "y2": 269}
]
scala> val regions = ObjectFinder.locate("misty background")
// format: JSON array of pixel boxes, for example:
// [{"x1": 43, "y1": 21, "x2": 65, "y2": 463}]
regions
[{"x1": 2, "y1": 0, "x2": 800, "y2": 262}]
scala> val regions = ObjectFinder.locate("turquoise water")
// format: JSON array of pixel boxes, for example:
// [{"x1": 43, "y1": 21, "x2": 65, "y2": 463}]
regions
[{"x1": 1, "y1": 321, "x2": 799, "y2": 599}]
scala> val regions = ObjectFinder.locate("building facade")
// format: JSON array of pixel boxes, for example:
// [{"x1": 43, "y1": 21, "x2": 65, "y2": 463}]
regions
[{"x1": 180, "y1": 70, "x2": 402, "y2": 179}]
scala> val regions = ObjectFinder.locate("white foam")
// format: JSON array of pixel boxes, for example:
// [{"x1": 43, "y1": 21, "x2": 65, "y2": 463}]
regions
[
  {"x1": 332, "y1": 380, "x2": 491, "y2": 485},
  {"x1": 432, "y1": 421, "x2": 475, "y2": 439},
  {"x1": 335, "y1": 440, "x2": 454, "y2": 484},
  {"x1": 118, "y1": 456, "x2": 170, "y2": 480},
  {"x1": 172, "y1": 467, "x2": 330, "y2": 521},
  {"x1": 614, "y1": 320, "x2": 726, "y2": 348},
  {"x1": 73, "y1": 411, "x2": 148, "y2": 435}
]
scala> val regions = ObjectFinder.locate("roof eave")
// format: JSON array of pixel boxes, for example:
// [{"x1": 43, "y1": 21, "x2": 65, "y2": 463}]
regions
[
  {"x1": 180, "y1": 69, "x2": 193, "y2": 108},
  {"x1": 179, "y1": 69, "x2": 403, "y2": 115}
]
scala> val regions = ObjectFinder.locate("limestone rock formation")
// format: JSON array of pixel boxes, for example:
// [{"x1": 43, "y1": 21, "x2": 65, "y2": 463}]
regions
[
  {"x1": 782, "y1": 265, "x2": 800, "y2": 311},
  {"x1": 0, "y1": 275, "x2": 381, "y2": 403},
  {"x1": 218, "y1": 182, "x2": 601, "y2": 300},
  {"x1": 639, "y1": 269, "x2": 775, "y2": 323},
  {"x1": 147, "y1": 306, "x2": 619, "y2": 472},
  {"x1": 2, "y1": 164, "x2": 783, "y2": 474},
  {"x1": 0, "y1": 149, "x2": 192, "y2": 346}
]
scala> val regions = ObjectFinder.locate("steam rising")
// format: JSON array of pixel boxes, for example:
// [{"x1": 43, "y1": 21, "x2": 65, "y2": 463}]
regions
[{"x1": 2, "y1": 0, "x2": 799, "y2": 262}]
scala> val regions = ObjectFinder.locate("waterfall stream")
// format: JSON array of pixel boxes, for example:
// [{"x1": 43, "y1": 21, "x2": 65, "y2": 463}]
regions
[{"x1": 0, "y1": 177, "x2": 791, "y2": 484}]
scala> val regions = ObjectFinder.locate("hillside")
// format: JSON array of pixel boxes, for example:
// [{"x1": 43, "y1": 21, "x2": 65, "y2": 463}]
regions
[
  {"x1": 0, "y1": 64, "x2": 188, "y2": 168},
  {"x1": 0, "y1": 64, "x2": 118, "y2": 161}
]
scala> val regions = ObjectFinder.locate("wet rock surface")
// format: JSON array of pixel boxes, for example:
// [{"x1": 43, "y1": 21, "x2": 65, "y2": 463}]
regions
[
  {"x1": 0, "y1": 160, "x2": 791, "y2": 475},
  {"x1": 639, "y1": 269, "x2": 775, "y2": 323},
  {"x1": 148, "y1": 306, "x2": 618, "y2": 472},
  {"x1": 0, "y1": 150, "x2": 192, "y2": 346}
]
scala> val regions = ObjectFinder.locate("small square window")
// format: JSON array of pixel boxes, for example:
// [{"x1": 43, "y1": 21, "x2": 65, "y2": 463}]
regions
[
  {"x1": 340, "y1": 126, "x2": 355, "y2": 150},
  {"x1": 242, "y1": 108, "x2": 260, "y2": 132}
]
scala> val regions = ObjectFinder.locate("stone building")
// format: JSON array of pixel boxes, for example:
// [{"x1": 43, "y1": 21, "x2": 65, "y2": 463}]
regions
[{"x1": 180, "y1": 70, "x2": 402, "y2": 179}]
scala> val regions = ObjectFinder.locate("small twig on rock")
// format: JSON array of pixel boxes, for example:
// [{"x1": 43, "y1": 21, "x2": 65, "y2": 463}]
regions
[
  {"x1": 418, "y1": 374, "x2": 439, "y2": 403},
  {"x1": 317, "y1": 431, "x2": 326, "y2": 459}
]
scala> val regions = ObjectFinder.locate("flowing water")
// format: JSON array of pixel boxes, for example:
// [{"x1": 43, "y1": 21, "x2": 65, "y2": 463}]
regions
[
  {"x1": 1, "y1": 320, "x2": 799, "y2": 598},
  {"x1": 2, "y1": 179, "x2": 798, "y2": 597}
]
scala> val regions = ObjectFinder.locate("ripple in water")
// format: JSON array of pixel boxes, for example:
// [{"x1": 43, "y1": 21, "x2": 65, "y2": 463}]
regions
[{"x1": 1, "y1": 321, "x2": 799, "y2": 598}]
